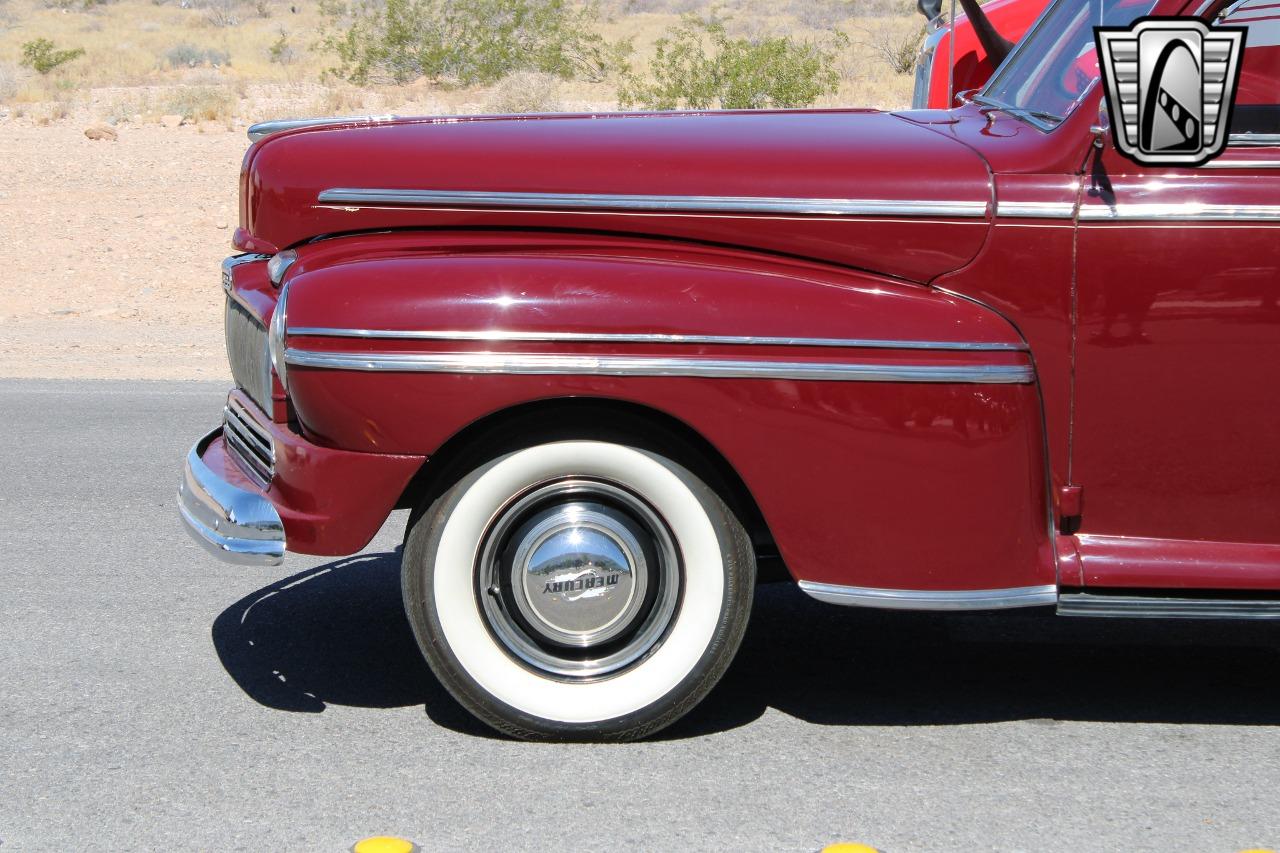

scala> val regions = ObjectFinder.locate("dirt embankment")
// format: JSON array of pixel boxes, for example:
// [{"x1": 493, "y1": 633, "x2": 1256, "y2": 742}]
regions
[{"x1": 1, "y1": 122, "x2": 242, "y2": 380}]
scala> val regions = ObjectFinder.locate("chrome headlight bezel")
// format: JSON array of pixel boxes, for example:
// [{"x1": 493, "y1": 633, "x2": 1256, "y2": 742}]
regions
[
  {"x1": 268, "y1": 280, "x2": 289, "y2": 393},
  {"x1": 266, "y1": 250, "x2": 298, "y2": 287}
]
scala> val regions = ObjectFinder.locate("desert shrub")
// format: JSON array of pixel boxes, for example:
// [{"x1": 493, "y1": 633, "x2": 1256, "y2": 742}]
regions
[
  {"x1": 786, "y1": 0, "x2": 851, "y2": 29},
  {"x1": 164, "y1": 42, "x2": 231, "y2": 67},
  {"x1": 41, "y1": 0, "x2": 116, "y2": 8},
  {"x1": 618, "y1": 15, "x2": 845, "y2": 110},
  {"x1": 269, "y1": 29, "x2": 295, "y2": 64},
  {"x1": 160, "y1": 84, "x2": 234, "y2": 120},
  {"x1": 36, "y1": 97, "x2": 72, "y2": 124},
  {"x1": 483, "y1": 70, "x2": 561, "y2": 113},
  {"x1": 853, "y1": 0, "x2": 916, "y2": 14},
  {"x1": 103, "y1": 91, "x2": 153, "y2": 123},
  {"x1": 319, "y1": 0, "x2": 629, "y2": 86},
  {"x1": 315, "y1": 84, "x2": 367, "y2": 113},
  {"x1": 859, "y1": 22, "x2": 925, "y2": 74},
  {"x1": 21, "y1": 38, "x2": 86, "y2": 75},
  {"x1": 0, "y1": 62, "x2": 20, "y2": 101},
  {"x1": 199, "y1": 0, "x2": 241, "y2": 26}
]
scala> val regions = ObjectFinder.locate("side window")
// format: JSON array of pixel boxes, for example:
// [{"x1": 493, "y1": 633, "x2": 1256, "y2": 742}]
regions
[{"x1": 1221, "y1": 2, "x2": 1280, "y2": 138}]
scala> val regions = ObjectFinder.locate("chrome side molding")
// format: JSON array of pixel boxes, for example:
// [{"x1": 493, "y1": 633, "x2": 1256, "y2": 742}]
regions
[
  {"x1": 1058, "y1": 592, "x2": 1280, "y2": 620},
  {"x1": 1079, "y1": 203, "x2": 1280, "y2": 221},
  {"x1": 798, "y1": 581, "x2": 1058, "y2": 610},
  {"x1": 247, "y1": 115, "x2": 399, "y2": 142},
  {"x1": 1200, "y1": 159, "x2": 1280, "y2": 169},
  {"x1": 284, "y1": 349, "x2": 1036, "y2": 384},
  {"x1": 316, "y1": 188, "x2": 991, "y2": 219},
  {"x1": 995, "y1": 201, "x2": 1077, "y2": 220},
  {"x1": 286, "y1": 327, "x2": 1028, "y2": 352},
  {"x1": 1227, "y1": 133, "x2": 1280, "y2": 147}
]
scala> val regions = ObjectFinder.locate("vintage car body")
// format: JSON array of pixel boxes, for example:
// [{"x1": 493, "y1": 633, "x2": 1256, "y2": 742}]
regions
[{"x1": 179, "y1": 0, "x2": 1280, "y2": 739}]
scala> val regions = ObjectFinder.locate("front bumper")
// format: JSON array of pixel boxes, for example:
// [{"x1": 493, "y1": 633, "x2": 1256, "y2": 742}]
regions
[{"x1": 178, "y1": 428, "x2": 286, "y2": 566}]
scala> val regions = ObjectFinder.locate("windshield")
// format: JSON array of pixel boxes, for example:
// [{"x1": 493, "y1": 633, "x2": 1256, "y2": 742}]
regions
[{"x1": 980, "y1": 0, "x2": 1161, "y2": 125}]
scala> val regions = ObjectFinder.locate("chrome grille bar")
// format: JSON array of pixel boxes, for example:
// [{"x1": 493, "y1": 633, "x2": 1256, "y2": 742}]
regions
[
  {"x1": 223, "y1": 397, "x2": 275, "y2": 485},
  {"x1": 224, "y1": 296, "x2": 272, "y2": 413}
]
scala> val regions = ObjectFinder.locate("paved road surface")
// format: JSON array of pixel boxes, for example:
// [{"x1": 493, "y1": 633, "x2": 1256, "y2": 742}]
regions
[{"x1": 2, "y1": 379, "x2": 1279, "y2": 851}]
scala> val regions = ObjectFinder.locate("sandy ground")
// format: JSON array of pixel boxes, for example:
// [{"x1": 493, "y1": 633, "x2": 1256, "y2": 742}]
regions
[{"x1": 1, "y1": 122, "x2": 244, "y2": 380}]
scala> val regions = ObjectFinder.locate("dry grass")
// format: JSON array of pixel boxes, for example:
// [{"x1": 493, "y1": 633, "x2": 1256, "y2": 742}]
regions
[
  {"x1": 484, "y1": 70, "x2": 562, "y2": 114},
  {"x1": 0, "y1": 0, "x2": 919, "y2": 126}
]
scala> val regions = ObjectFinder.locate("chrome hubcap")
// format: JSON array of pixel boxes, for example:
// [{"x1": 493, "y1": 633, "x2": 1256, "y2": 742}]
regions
[
  {"x1": 513, "y1": 503, "x2": 648, "y2": 646},
  {"x1": 477, "y1": 480, "x2": 681, "y2": 679}
]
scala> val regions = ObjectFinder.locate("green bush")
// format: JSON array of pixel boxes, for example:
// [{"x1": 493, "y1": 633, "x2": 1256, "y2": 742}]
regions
[
  {"x1": 20, "y1": 38, "x2": 86, "y2": 75},
  {"x1": 269, "y1": 29, "x2": 296, "y2": 65},
  {"x1": 617, "y1": 16, "x2": 845, "y2": 110},
  {"x1": 164, "y1": 43, "x2": 231, "y2": 68},
  {"x1": 320, "y1": 0, "x2": 628, "y2": 86}
]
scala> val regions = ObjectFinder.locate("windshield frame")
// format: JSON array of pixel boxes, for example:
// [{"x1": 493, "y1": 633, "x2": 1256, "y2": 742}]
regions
[{"x1": 977, "y1": 0, "x2": 1153, "y2": 133}]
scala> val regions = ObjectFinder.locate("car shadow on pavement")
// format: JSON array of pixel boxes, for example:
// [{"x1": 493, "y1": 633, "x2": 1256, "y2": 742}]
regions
[
  {"x1": 213, "y1": 552, "x2": 1280, "y2": 740},
  {"x1": 210, "y1": 549, "x2": 496, "y2": 737}
]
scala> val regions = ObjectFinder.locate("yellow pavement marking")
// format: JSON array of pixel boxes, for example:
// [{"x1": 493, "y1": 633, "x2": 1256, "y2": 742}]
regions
[
  {"x1": 821, "y1": 844, "x2": 882, "y2": 853},
  {"x1": 352, "y1": 837, "x2": 417, "y2": 853}
]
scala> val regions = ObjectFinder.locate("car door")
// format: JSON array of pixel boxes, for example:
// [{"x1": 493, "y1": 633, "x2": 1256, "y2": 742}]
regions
[{"x1": 1071, "y1": 3, "x2": 1280, "y2": 588}]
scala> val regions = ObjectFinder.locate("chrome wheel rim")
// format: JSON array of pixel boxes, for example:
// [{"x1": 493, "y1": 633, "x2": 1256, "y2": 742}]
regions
[{"x1": 476, "y1": 479, "x2": 682, "y2": 680}]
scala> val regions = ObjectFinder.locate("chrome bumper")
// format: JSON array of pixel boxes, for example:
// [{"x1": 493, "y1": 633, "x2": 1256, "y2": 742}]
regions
[{"x1": 178, "y1": 428, "x2": 286, "y2": 566}]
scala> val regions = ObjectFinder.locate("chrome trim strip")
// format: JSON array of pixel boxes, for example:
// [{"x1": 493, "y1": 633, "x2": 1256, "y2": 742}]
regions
[
  {"x1": 1058, "y1": 593, "x2": 1280, "y2": 620},
  {"x1": 177, "y1": 428, "x2": 285, "y2": 567},
  {"x1": 798, "y1": 581, "x2": 1058, "y2": 611},
  {"x1": 286, "y1": 327, "x2": 1029, "y2": 352},
  {"x1": 283, "y1": 350, "x2": 1035, "y2": 384},
  {"x1": 996, "y1": 201, "x2": 1077, "y2": 219},
  {"x1": 1079, "y1": 203, "x2": 1280, "y2": 221},
  {"x1": 315, "y1": 188, "x2": 991, "y2": 219},
  {"x1": 248, "y1": 115, "x2": 398, "y2": 142},
  {"x1": 1228, "y1": 133, "x2": 1280, "y2": 147},
  {"x1": 1202, "y1": 159, "x2": 1280, "y2": 169}
]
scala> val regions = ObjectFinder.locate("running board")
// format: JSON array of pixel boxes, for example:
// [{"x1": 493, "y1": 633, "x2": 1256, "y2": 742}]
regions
[{"x1": 1058, "y1": 592, "x2": 1280, "y2": 620}]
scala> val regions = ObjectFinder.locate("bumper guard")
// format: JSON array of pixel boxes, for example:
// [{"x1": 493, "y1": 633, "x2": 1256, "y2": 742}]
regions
[{"x1": 178, "y1": 428, "x2": 286, "y2": 566}]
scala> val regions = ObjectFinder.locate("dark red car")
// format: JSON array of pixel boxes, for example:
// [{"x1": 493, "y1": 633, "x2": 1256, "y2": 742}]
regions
[{"x1": 179, "y1": 0, "x2": 1280, "y2": 741}]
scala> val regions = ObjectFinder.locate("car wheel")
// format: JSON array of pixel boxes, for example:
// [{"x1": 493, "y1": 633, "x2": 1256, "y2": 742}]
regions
[{"x1": 402, "y1": 439, "x2": 755, "y2": 741}]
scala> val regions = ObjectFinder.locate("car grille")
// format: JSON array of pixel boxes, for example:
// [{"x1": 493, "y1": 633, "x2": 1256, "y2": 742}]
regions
[
  {"x1": 224, "y1": 395, "x2": 275, "y2": 485},
  {"x1": 224, "y1": 295, "x2": 273, "y2": 414}
]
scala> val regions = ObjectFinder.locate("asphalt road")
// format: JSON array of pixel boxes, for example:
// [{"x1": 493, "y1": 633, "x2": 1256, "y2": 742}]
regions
[{"x1": 2, "y1": 379, "x2": 1279, "y2": 852}]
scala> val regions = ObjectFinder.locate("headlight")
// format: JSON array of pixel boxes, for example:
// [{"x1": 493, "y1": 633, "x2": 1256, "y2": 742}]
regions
[
  {"x1": 269, "y1": 281, "x2": 289, "y2": 393},
  {"x1": 267, "y1": 250, "x2": 298, "y2": 287}
]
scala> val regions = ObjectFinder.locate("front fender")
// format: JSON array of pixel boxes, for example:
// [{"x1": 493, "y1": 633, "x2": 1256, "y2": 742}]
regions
[{"x1": 281, "y1": 232, "x2": 1054, "y2": 593}]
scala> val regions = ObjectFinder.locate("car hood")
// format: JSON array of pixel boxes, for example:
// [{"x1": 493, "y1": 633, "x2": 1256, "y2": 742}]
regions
[{"x1": 241, "y1": 109, "x2": 994, "y2": 283}]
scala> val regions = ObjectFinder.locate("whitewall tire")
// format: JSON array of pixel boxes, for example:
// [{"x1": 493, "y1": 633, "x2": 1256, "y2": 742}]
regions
[{"x1": 402, "y1": 440, "x2": 755, "y2": 741}]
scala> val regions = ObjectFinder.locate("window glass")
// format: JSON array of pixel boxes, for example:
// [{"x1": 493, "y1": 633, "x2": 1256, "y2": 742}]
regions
[{"x1": 981, "y1": 0, "x2": 1160, "y2": 125}]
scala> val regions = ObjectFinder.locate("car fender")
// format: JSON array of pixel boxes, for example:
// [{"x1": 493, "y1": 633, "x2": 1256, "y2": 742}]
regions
[{"x1": 280, "y1": 232, "x2": 1055, "y2": 594}]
